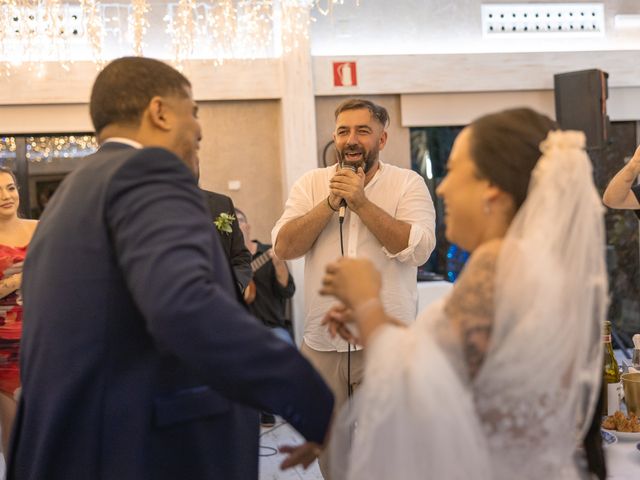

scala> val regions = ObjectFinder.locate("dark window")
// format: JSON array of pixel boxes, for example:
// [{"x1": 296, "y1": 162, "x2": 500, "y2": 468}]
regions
[{"x1": 410, "y1": 126, "x2": 467, "y2": 282}]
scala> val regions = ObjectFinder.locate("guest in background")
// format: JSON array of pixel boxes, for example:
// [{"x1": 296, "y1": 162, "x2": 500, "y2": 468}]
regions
[
  {"x1": 9, "y1": 56, "x2": 333, "y2": 480},
  {"x1": 315, "y1": 109, "x2": 606, "y2": 479},
  {"x1": 236, "y1": 208, "x2": 294, "y2": 342},
  {"x1": 603, "y1": 144, "x2": 640, "y2": 217},
  {"x1": 30, "y1": 182, "x2": 59, "y2": 219},
  {"x1": 202, "y1": 190, "x2": 252, "y2": 293},
  {"x1": 0, "y1": 167, "x2": 37, "y2": 453},
  {"x1": 236, "y1": 208, "x2": 295, "y2": 428},
  {"x1": 0, "y1": 167, "x2": 38, "y2": 452},
  {"x1": 272, "y1": 97, "x2": 435, "y2": 479}
]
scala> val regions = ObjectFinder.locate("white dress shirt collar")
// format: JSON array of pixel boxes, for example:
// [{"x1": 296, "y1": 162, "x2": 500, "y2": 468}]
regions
[{"x1": 102, "y1": 137, "x2": 143, "y2": 149}]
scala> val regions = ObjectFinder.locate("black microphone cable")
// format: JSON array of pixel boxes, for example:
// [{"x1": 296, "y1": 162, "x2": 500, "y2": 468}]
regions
[
  {"x1": 337, "y1": 163, "x2": 355, "y2": 258},
  {"x1": 336, "y1": 162, "x2": 356, "y2": 400},
  {"x1": 338, "y1": 210, "x2": 353, "y2": 400}
]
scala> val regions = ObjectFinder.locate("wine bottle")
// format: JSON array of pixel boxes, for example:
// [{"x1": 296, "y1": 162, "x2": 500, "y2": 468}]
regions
[
  {"x1": 601, "y1": 321, "x2": 622, "y2": 416},
  {"x1": 632, "y1": 333, "x2": 640, "y2": 373}
]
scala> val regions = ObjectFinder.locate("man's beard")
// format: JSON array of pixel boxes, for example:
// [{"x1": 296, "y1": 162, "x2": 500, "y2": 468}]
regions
[{"x1": 337, "y1": 146, "x2": 378, "y2": 173}]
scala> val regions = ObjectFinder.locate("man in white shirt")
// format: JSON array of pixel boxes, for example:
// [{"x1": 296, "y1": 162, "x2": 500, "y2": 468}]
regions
[{"x1": 272, "y1": 98, "x2": 435, "y2": 478}]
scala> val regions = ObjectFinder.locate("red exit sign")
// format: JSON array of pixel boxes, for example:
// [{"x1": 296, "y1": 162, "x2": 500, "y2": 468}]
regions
[{"x1": 333, "y1": 61, "x2": 357, "y2": 87}]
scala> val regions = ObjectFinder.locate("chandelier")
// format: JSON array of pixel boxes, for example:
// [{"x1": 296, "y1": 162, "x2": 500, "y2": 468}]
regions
[{"x1": 0, "y1": 0, "x2": 361, "y2": 75}]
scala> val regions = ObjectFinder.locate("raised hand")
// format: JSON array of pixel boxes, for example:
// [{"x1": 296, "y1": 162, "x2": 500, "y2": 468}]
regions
[
  {"x1": 329, "y1": 167, "x2": 366, "y2": 212},
  {"x1": 269, "y1": 249, "x2": 290, "y2": 287},
  {"x1": 320, "y1": 257, "x2": 381, "y2": 309},
  {"x1": 269, "y1": 249, "x2": 286, "y2": 269},
  {"x1": 3, "y1": 261, "x2": 23, "y2": 278},
  {"x1": 321, "y1": 304, "x2": 360, "y2": 344}
]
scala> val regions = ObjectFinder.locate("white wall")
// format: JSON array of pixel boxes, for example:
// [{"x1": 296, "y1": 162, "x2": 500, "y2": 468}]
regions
[
  {"x1": 312, "y1": 50, "x2": 640, "y2": 95},
  {"x1": 400, "y1": 87, "x2": 640, "y2": 126},
  {"x1": 0, "y1": 104, "x2": 92, "y2": 133},
  {"x1": 310, "y1": 0, "x2": 640, "y2": 55}
]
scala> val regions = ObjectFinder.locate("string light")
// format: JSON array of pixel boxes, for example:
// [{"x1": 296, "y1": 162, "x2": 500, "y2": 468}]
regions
[
  {"x1": 205, "y1": 0, "x2": 237, "y2": 65},
  {"x1": 281, "y1": 0, "x2": 314, "y2": 53},
  {"x1": 128, "y1": 0, "x2": 149, "y2": 56},
  {"x1": 0, "y1": 137, "x2": 17, "y2": 159},
  {"x1": 315, "y1": 0, "x2": 353, "y2": 17},
  {"x1": 0, "y1": 1, "x2": 362, "y2": 75},
  {"x1": 24, "y1": 135, "x2": 98, "y2": 161},
  {"x1": 165, "y1": 0, "x2": 196, "y2": 69},
  {"x1": 0, "y1": 0, "x2": 80, "y2": 72},
  {"x1": 80, "y1": 0, "x2": 104, "y2": 66},
  {"x1": 235, "y1": 0, "x2": 273, "y2": 59}
]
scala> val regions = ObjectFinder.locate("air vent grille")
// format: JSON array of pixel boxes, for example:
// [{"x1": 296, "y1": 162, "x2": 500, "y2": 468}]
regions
[{"x1": 481, "y1": 3, "x2": 604, "y2": 36}]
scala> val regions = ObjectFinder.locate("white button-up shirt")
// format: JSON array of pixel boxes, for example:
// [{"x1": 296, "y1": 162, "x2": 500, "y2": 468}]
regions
[{"x1": 272, "y1": 161, "x2": 436, "y2": 352}]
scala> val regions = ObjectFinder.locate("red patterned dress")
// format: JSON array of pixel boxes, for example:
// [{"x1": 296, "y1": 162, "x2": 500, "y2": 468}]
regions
[{"x1": 0, "y1": 244, "x2": 26, "y2": 395}]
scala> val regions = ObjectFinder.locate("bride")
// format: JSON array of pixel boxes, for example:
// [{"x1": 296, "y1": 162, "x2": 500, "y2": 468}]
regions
[{"x1": 318, "y1": 108, "x2": 607, "y2": 479}]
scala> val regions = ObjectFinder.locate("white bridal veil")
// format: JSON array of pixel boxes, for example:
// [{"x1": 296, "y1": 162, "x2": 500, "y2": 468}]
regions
[{"x1": 329, "y1": 130, "x2": 607, "y2": 480}]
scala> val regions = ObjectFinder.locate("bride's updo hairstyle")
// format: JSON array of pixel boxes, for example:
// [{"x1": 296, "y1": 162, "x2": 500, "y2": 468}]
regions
[{"x1": 469, "y1": 108, "x2": 558, "y2": 210}]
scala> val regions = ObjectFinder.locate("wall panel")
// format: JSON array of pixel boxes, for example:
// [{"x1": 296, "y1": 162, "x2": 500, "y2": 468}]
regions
[{"x1": 198, "y1": 100, "x2": 283, "y2": 243}]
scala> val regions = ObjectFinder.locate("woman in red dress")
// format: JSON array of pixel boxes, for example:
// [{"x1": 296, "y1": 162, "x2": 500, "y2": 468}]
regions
[{"x1": 0, "y1": 167, "x2": 37, "y2": 452}]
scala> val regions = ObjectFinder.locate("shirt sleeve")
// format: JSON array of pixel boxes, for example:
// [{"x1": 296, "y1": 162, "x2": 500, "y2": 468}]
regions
[
  {"x1": 271, "y1": 172, "x2": 317, "y2": 257},
  {"x1": 273, "y1": 271, "x2": 295, "y2": 299},
  {"x1": 382, "y1": 171, "x2": 436, "y2": 266},
  {"x1": 261, "y1": 243, "x2": 296, "y2": 299}
]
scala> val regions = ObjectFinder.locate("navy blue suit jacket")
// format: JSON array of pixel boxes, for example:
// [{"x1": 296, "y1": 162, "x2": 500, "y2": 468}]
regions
[
  {"x1": 201, "y1": 190, "x2": 252, "y2": 291},
  {"x1": 9, "y1": 142, "x2": 333, "y2": 480}
]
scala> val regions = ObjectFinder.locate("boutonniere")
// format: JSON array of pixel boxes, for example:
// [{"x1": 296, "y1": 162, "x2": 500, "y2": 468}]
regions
[{"x1": 214, "y1": 212, "x2": 235, "y2": 235}]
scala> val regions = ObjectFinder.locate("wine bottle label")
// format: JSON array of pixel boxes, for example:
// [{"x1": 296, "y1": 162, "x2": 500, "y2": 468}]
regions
[
  {"x1": 602, "y1": 334, "x2": 611, "y2": 343},
  {"x1": 607, "y1": 382, "x2": 622, "y2": 416}
]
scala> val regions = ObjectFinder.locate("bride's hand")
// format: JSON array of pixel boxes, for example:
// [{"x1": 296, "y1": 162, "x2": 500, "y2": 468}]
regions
[
  {"x1": 319, "y1": 258, "x2": 381, "y2": 309},
  {"x1": 321, "y1": 304, "x2": 360, "y2": 344}
]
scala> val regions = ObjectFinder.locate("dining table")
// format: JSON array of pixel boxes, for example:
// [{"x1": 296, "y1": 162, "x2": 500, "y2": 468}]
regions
[
  {"x1": 605, "y1": 437, "x2": 640, "y2": 479},
  {"x1": 417, "y1": 279, "x2": 453, "y2": 311}
]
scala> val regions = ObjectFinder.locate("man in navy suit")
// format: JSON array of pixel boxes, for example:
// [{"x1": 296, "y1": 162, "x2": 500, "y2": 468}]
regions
[
  {"x1": 201, "y1": 190, "x2": 252, "y2": 292},
  {"x1": 8, "y1": 57, "x2": 333, "y2": 479}
]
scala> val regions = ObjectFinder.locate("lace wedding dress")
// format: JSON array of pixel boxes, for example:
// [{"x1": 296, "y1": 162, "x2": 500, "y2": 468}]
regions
[{"x1": 330, "y1": 131, "x2": 607, "y2": 480}]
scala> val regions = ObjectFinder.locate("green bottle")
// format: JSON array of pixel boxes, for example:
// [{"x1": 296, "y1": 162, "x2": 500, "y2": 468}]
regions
[{"x1": 601, "y1": 321, "x2": 622, "y2": 416}]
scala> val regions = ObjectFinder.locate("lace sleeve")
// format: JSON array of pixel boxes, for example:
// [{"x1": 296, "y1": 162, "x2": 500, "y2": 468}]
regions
[
  {"x1": 330, "y1": 313, "x2": 492, "y2": 480},
  {"x1": 444, "y1": 241, "x2": 500, "y2": 379}
]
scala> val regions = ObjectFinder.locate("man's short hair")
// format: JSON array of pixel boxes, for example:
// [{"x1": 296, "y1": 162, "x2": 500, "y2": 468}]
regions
[
  {"x1": 334, "y1": 98, "x2": 389, "y2": 128},
  {"x1": 90, "y1": 57, "x2": 191, "y2": 135}
]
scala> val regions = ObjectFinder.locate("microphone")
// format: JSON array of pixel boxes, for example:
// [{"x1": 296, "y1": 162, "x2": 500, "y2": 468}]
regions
[
  {"x1": 338, "y1": 163, "x2": 356, "y2": 223},
  {"x1": 338, "y1": 200, "x2": 347, "y2": 222}
]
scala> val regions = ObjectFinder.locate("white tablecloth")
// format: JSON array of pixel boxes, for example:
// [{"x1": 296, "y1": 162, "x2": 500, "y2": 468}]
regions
[
  {"x1": 417, "y1": 280, "x2": 453, "y2": 312},
  {"x1": 606, "y1": 439, "x2": 640, "y2": 479}
]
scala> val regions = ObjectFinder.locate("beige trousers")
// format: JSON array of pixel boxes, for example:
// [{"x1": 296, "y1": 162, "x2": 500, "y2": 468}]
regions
[{"x1": 300, "y1": 340, "x2": 365, "y2": 480}]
